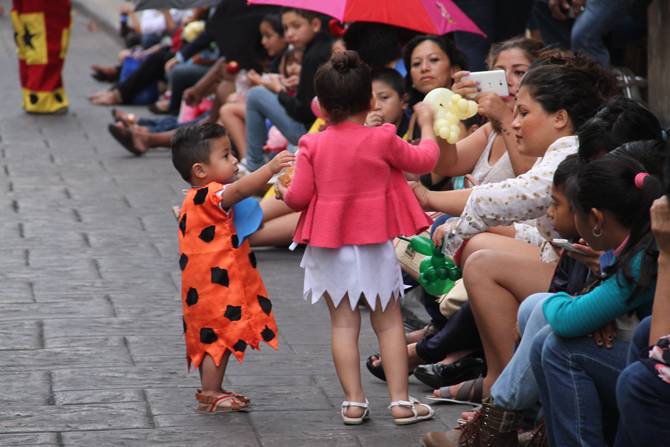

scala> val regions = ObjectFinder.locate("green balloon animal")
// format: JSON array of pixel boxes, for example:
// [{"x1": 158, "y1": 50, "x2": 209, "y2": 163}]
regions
[{"x1": 402, "y1": 236, "x2": 461, "y2": 296}]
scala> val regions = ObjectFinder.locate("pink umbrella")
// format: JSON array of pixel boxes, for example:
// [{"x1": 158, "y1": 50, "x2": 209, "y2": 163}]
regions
[{"x1": 247, "y1": 0, "x2": 486, "y2": 36}]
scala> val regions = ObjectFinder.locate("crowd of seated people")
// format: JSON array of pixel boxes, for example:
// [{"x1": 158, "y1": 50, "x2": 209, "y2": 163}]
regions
[{"x1": 92, "y1": 2, "x2": 669, "y2": 445}]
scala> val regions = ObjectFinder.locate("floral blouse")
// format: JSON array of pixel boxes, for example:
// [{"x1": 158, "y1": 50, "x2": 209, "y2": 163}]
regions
[{"x1": 442, "y1": 135, "x2": 579, "y2": 262}]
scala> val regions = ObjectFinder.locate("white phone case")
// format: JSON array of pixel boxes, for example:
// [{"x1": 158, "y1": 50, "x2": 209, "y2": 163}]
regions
[{"x1": 462, "y1": 70, "x2": 509, "y2": 97}]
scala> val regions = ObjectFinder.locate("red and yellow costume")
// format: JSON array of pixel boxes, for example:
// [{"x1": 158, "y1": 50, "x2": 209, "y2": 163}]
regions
[
  {"x1": 178, "y1": 183, "x2": 278, "y2": 368},
  {"x1": 11, "y1": 0, "x2": 71, "y2": 113}
]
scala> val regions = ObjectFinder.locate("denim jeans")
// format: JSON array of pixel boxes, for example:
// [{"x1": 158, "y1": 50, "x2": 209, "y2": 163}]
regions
[
  {"x1": 532, "y1": 0, "x2": 634, "y2": 66},
  {"x1": 167, "y1": 63, "x2": 209, "y2": 115},
  {"x1": 615, "y1": 317, "x2": 670, "y2": 446},
  {"x1": 531, "y1": 328, "x2": 629, "y2": 446},
  {"x1": 244, "y1": 86, "x2": 307, "y2": 171},
  {"x1": 491, "y1": 292, "x2": 552, "y2": 410}
]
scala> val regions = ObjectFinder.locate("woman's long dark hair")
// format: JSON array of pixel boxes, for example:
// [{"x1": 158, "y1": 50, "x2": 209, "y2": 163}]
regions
[
  {"x1": 521, "y1": 54, "x2": 619, "y2": 132},
  {"x1": 567, "y1": 153, "x2": 663, "y2": 302}
]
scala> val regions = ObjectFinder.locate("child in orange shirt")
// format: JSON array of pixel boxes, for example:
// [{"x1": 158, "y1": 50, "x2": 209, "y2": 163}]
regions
[{"x1": 172, "y1": 123, "x2": 293, "y2": 412}]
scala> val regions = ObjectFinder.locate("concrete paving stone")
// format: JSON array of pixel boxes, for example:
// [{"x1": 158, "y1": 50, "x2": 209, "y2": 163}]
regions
[
  {"x1": 258, "y1": 435, "x2": 360, "y2": 447},
  {"x1": 146, "y1": 385, "x2": 332, "y2": 415},
  {"x1": 55, "y1": 389, "x2": 144, "y2": 405},
  {"x1": 52, "y1": 366, "x2": 196, "y2": 391},
  {"x1": 0, "y1": 298, "x2": 114, "y2": 321},
  {"x1": 44, "y1": 317, "x2": 180, "y2": 339},
  {"x1": 45, "y1": 336, "x2": 124, "y2": 349},
  {"x1": 125, "y1": 335, "x2": 183, "y2": 359},
  {"x1": 62, "y1": 427, "x2": 262, "y2": 447},
  {"x1": 0, "y1": 402, "x2": 149, "y2": 433},
  {"x1": 153, "y1": 411, "x2": 254, "y2": 430},
  {"x1": 0, "y1": 345, "x2": 132, "y2": 370},
  {"x1": 0, "y1": 320, "x2": 41, "y2": 350},
  {"x1": 0, "y1": 371, "x2": 51, "y2": 404},
  {"x1": 0, "y1": 433, "x2": 59, "y2": 446},
  {"x1": 0, "y1": 280, "x2": 33, "y2": 303}
]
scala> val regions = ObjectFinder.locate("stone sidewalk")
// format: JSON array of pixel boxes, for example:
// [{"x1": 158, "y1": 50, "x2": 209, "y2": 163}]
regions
[{"x1": 0, "y1": 4, "x2": 464, "y2": 446}]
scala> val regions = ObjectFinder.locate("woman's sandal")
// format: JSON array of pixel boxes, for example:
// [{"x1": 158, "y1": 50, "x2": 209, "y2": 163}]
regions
[
  {"x1": 429, "y1": 377, "x2": 485, "y2": 404},
  {"x1": 389, "y1": 396, "x2": 434, "y2": 425},
  {"x1": 341, "y1": 399, "x2": 370, "y2": 425},
  {"x1": 365, "y1": 353, "x2": 413, "y2": 382},
  {"x1": 107, "y1": 123, "x2": 145, "y2": 156},
  {"x1": 195, "y1": 389, "x2": 250, "y2": 413}
]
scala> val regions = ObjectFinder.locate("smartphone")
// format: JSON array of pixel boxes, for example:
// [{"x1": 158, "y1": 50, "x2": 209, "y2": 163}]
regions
[
  {"x1": 462, "y1": 70, "x2": 509, "y2": 97},
  {"x1": 551, "y1": 238, "x2": 589, "y2": 255}
]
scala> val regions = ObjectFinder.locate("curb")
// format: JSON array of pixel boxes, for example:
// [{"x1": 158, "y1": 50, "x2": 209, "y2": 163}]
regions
[{"x1": 71, "y1": 0, "x2": 123, "y2": 45}]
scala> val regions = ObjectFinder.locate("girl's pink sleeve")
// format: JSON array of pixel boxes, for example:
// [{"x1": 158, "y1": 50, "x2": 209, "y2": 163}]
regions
[
  {"x1": 283, "y1": 140, "x2": 315, "y2": 211},
  {"x1": 383, "y1": 126, "x2": 439, "y2": 174}
]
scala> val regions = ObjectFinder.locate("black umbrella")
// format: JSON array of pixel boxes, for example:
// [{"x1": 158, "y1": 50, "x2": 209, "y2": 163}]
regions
[{"x1": 133, "y1": 0, "x2": 221, "y2": 10}]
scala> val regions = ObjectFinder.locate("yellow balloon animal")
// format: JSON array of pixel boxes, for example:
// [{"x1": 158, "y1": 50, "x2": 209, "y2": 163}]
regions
[{"x1": 423, "y1": 88, "x2": 478, "y2": 144}]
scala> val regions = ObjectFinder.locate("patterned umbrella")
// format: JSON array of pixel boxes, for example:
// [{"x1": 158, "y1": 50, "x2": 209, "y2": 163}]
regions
[{"x1": 247, "y1": 0, "x2": 485, "y2": 36}]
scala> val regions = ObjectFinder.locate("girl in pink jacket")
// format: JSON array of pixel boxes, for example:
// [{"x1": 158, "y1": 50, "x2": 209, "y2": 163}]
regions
[{"x1": 278, "y1": 51, "x2": 438, "y2": 426}]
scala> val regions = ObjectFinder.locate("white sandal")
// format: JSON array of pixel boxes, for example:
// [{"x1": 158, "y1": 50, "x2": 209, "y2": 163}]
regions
[
  {"x1": 341, "y1": 399, "x2": 370, "y2": 425},
  {"x1": 388, "y1": 396, "x2": 434, "y2": 425}
]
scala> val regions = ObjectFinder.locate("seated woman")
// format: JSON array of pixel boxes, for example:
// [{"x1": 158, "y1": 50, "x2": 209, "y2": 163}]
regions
[
  {"x1": 615, "y1": 189, "x2": 670, "y2": 447},
  {"x1": 366, "y1": 35, "x2": 543, "y2": 381},
  {"x1": 410, "y1": 98, "x2": 667, "y2": 391}
]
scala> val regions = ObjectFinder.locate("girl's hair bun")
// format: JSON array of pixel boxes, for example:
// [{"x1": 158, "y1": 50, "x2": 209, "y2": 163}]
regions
[{"x1": 330, "y1": 50, "x2": 361, "y2": 73}]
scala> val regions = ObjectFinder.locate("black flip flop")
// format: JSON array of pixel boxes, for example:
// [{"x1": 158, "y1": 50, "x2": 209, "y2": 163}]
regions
[
  {"x1": 366, "y1": 354, "x2": 386, "y2": 381},
  {"x1": 107, "y1": 123, "x2": 144, "y2": 157}
]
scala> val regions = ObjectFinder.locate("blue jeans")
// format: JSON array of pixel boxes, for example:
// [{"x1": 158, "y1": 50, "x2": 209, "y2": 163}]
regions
[
  {"x1": 531, "y1": 328, "x2": 629, "y2": 446},
  {"x1": 491, "y1": 293, "x2": 552, "y2": 410},
  {"x1": 245, "y1": 86, "x2": 307, "y2": 171},
  {"x1": 615, "y1": 317, "x2": 670, "y2": 446},
  {"x1": 167, "y1": 63, "x2": 210, "y2": 115},
  {"x1": 533, "y1": 0, "x2": 634, "y2": 66}
]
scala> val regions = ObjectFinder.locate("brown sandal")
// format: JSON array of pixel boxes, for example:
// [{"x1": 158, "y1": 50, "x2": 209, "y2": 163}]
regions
[{"x1": 195, "y1": 390, "x2": 250, "y2": 413}]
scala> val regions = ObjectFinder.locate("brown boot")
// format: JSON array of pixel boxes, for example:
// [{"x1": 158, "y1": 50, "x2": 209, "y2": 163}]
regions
[{"x1": 421, "y1": 402, "x2": 523, "y2": 447}]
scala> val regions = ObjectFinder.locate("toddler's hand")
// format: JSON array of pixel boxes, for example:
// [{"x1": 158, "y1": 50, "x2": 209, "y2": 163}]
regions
[
  {"x1": 247, "y1": 70, "x2": 262, "y2": 86},
  {"x1": 263, "y1": 75, "x2": 284, "y2": 94},
  {"x1": 282, "y1": 75, "x2": 300, "y2": 90},
  {"x1": 275, "y1": 182, "x2": 288, "y2": 201},
  {"x1": 414, "y1": 102, "x2": 434, "y2": 130},
  {"x1": 267, "y1": 150, "x2": 295, "y2": 174}
]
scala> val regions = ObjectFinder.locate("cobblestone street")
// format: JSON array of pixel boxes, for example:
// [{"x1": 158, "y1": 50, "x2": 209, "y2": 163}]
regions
[{"x1": 0, "y1": 4, "x2": 462, "y2": 445}]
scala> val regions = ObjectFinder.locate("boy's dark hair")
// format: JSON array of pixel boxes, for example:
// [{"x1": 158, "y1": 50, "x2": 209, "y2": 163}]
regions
[
  {"x1": 171, "y1": 123, "x2": 227, "y2": 182},
  {"x1": 521, "y1": 54, "x2": 619, "y2": 132},
  {"x1": 314, "y1": 50, "x2": 371, "y2": 123},
  {"x1": 553, "y1": 153, "x2": 581, "y2": 189},
  {"x1": 402, "y1": 35, "x2": 468, "y2": 106},
  {"x1": 371, "y1": 67, "x2": 405, "y2": 97},
  {"x1": 261, "y1": 13, "x2": 283, "y2": 36},
  {"x1": 567, "y1": 153, "x2": 663, "y2": 302},
  {"x1": 280, "y1": 7, "x2": 325, "y2": 24},
  {"x1": 344, "y1": 22, "x2": 401, "y2": 70},
  {"x1": 577, "y1": 96, "x2": 664, "y2": 162}
]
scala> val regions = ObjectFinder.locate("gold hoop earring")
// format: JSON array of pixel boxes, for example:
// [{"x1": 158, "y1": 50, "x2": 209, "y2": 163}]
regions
[{"x1": 592, "y1": 226, "x2": 603, "y2": 238}]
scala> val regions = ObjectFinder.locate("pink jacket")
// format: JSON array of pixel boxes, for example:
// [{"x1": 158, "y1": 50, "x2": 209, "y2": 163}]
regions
[{"x1": 284, "y1": 121, "x2": 439, "y2": 248}]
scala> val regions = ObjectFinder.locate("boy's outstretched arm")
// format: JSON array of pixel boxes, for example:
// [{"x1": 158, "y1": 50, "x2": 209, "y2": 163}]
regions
[{"x1": 220, "y1": 151, "x2": 295, "y2": 209}]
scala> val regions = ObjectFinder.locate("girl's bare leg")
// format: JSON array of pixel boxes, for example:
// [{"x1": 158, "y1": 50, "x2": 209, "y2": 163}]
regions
[
  {"x1": 324, "y1": 293, "x2": 366, "y2": 418},
  {"x1": 248, "y1": 212, "x2": 299, "y2": 247},
  {"x1": 370, "y1": 297, "x2": 429, "y2": 418},
  {"x1": 442, "y1": 243, "x2": 555, "y2": 397},
  {"x1": 260, "y1": 197, "x2": 293, "y2": 222},
  {"x1": 219, "y1": 102, "x2": 247, "y2": 158}
]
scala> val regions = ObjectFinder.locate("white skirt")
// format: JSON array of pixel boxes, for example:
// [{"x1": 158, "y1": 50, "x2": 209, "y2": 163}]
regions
[{"x1": 300, "y1": 241, "x2": 404, "y2": 311}]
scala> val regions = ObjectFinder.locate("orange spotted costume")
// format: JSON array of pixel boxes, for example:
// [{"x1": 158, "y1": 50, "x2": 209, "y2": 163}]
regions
[{"x1": 178, "y1": 182, "x2": 278, "y2": 368}]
